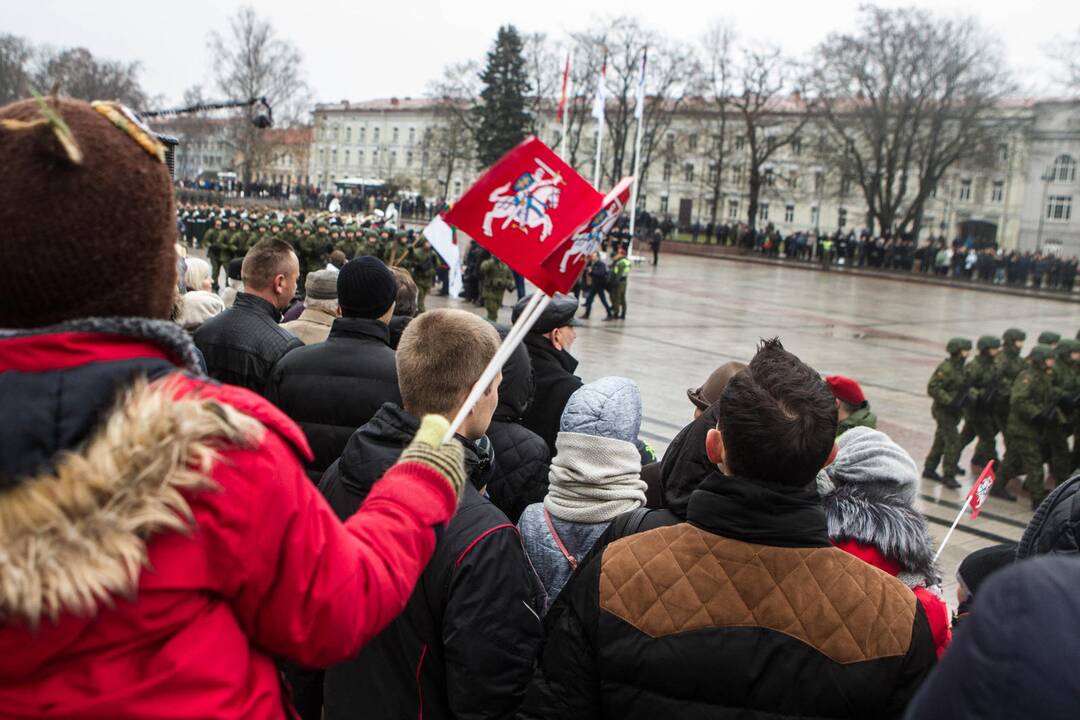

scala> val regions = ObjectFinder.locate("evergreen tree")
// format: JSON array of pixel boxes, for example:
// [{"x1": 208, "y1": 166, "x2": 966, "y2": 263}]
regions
[{"x1": 474, "y1": 25, "x2": 531, "y2": 168}]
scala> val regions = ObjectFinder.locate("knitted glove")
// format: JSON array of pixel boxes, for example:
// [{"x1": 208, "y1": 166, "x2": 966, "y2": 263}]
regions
[{"x1": 398, "y1": 415, "x2": 466, "y2": 498}]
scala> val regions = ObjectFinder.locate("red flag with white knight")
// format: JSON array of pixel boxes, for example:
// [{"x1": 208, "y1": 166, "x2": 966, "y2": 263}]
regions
[
  {"x1": 444, "y1": 137, "x2": 604, "y2": 296},
  {"x1": 966, "y1": 460, "x2": 996, "y2": 519},
  {"x1": 541, "y1": 176, "x2": 634, "y2": 292}
]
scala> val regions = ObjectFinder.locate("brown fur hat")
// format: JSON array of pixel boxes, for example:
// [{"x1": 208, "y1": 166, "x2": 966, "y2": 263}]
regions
[{"x1": 0, "y1": 97, "x2": 176, "y2": 328}]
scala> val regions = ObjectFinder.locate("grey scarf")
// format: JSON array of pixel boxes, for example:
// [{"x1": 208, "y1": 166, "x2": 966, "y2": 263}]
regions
[{"x1": 544, "y1": 431, "x2": 645, "y2": 523}]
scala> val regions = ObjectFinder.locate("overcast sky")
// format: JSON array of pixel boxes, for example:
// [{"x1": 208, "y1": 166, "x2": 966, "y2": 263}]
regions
[{"x1": 7, "y1": 0, "x2": 1079, "y2": 107}]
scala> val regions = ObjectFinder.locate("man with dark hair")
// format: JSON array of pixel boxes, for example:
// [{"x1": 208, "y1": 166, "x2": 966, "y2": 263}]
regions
[
  {"x1": 521, "y1": 339, "x2": 937, "y2": 719},
  {"x1": 266, "y1": 258, "x2": 402, "y2": 481},
  {"x1": 194, "y1": 238, "x2": 303, "y2": 395}
]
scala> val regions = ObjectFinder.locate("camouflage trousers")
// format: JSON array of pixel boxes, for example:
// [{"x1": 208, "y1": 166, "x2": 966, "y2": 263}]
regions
[
  {"x1": 483, "y1": 294, "x2": 502, "y2": 322},
  {"x1": 959, "y1": 414, "x2": 999, "y2": 467},
  {"x1": 1045, "y1": 425, "x2": 1076, "y2": 482},
  {"x1": 925, "y1": 407, "x2": 962, "y2": 479},
  {"x1": 610, "y1": 282, "x2": 627, "y2": 319},
  {"x1": 1000, "y1": 431, "x2": 1046, "y2": 506}
]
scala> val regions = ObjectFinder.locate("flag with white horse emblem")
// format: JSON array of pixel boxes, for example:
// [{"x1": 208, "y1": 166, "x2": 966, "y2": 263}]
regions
[
  {"x1": 445, "y1": 137, "x2": 603, "y2": 295},
  {"x1": 542, "y1": 176, "x2": 634, "y2": 292}
]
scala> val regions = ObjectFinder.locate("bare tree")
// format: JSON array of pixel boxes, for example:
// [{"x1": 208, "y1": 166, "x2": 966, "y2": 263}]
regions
[
  {"x1": 31, "y1": 46, "x2": 148, "y2": 108},
  {"x1": 700, "y1": 23, "x2": 736, "y2": 226},
  {"x1": 805, "y1": 6, "x2": 1012, "y2": 238},
  {"x1": 1048, "y1": 27, "x2": 1080, "y2": 93},
  {"x1": 523, "y1": 32, "x2": 561, "y2": 138},
  {"x1": 562, "y1": 31, "x2": 606, "y2": 168},
  {"x1": 207, "y1": 6, "x2": 311, "y2": 183},
  {"x1": 0, "y1": 34, "x2": 34, "y2": 105},
  {"x1": 730, "y1": 46, "x2": 808, "y2": 230},
  {"x1": 427, "y1": 61, "x2": 481, "y2": 199}
]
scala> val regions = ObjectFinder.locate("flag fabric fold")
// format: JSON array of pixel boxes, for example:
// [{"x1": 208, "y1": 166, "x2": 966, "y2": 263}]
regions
[
  {"x1": 966, "y1": 460, "x2": 997, "y2": 519},
  {"x1": 556, "y1": 52, "x2": 571, "y2": 123},
  {"x1": 422, "y1": 215, "x2": 463, "y2": 297},
  {"x1": 634, "y1": 47, "x2": 648, "y2": 120},
  {"x1": 591, "y1": 57, "x2": 607, "y2": 122}
]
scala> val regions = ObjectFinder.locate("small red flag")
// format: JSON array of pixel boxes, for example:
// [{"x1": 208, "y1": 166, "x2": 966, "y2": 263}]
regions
[
  {"x1": 541, "y1": 176, "x2": 633, "y2": 291},
  {"x1": 966, "y1": 460, "x2": 996, "y2": 519},
  {"x1": 556, "y1": 52, "x2": 571, "y2": 123},
  {"x1": 444, "y1": 137, "x2": 604, "y2": 296}
]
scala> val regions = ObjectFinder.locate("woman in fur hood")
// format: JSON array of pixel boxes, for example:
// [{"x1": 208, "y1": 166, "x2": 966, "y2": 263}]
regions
[{"x1": 817, "y1": 426, "x2": 951, "y2": 657}]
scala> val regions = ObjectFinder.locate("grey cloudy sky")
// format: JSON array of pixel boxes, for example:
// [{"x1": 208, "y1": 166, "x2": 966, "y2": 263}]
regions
[{"x1": 7, "y1": 0, "x2": 1079, "y2": 107}]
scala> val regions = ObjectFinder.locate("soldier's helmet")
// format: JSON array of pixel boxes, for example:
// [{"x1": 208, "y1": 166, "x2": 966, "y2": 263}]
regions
[
  {"x1": 1030, "y1": 344, "x2": 1054, "y2": 363},
  {"x1": 1055, "y1": 339, "x2": 1080, "y2": 358},
  {"x1": 947, "y1": 337, "x2": 973, "y2": 355},
  {"x1": 1038, "y1": 331, "x2": 1061, "y2": 346},
  {"x1": 1003, "y1": 328, "x2": 1026, "y2": 343},
  {"x1": 977, "y1": 335, "x2": 1002, "y2": 351}
]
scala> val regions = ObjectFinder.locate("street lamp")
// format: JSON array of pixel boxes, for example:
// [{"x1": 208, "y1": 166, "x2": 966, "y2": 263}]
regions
[{"x1": 1035, "y1": 164, "x2": 1055, "y2": 254}]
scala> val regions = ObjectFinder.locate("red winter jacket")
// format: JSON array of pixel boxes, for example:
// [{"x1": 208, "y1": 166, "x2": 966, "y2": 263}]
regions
[
  {"x1": 0, "y1": 326, "x2": 457, "y2": 719},
  {"x1": 834, "y1": 539, "x2": 952, "y2": 658}
]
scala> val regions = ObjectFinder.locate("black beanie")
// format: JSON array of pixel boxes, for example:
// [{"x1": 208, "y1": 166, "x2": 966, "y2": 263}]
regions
[
  {"x1": 227, "y1": 257, "x2": 244, "y2": 281},
  {"x1": 338, "y1": 257, "x2": 397, "y2": 318}
]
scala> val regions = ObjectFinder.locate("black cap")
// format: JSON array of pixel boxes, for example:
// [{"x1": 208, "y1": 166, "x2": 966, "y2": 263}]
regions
[
  {"x1": 511, "y1": 293, "x2": 580, "y2": 334},
  {"x1": 337, "y1": 257, "x2": 397, "y2": 319}
]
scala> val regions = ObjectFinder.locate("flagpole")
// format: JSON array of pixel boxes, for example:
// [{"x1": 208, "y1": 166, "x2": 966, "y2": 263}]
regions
[
  {"x1": 628, "y1": 51, "x2": 646, "y2": 259},
  {"x1": 443, "y1": 292, "x2": 552, "y2": 443},
  {"x1": 593, "y1": 113, "x2": 604, "y2": 189},
  {"x1": 932, "y1": 502, "x2": 970, "y2": 565},
  {"x1": 559, "y1": 50, "x2": 572, "y2": 158}
]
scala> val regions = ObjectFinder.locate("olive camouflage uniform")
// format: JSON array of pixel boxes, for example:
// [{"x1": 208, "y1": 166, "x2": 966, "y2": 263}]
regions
[
  {"x1": 958, "y1": 336, "x2": 1002, "y2": 467},
  {"x1": 924, "y1": 338, "x2": 971, "y2": 487},
  {"x1": 1047, "y1": 340, "x2": 1080, "y2": 481},
  {"x1": 999, "y1": 346, "x2": 1060, "y2": 509},
  {"x1": 480, "y1": 257, "x2": 514, "y2": 322}
]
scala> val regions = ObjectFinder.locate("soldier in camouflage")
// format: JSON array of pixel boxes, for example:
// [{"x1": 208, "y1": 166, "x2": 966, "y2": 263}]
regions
[
  {"x1": 480, "y1": 255, "x2": 514, "y2": 322},
  {"x1": 410, "y1": 238, "x2": 436, "y2": 313},
  {"x1": 958, "y1": 335, "x2": 1003, "y2": 470},
  {"x1": 1047, "y1": 339, "x2": 1080, "y2": 483},
  {"x1": 923, "y1": 337, "x2": 972, "y2": 489},
  {"x1": 999, "y1": 345, "x2": 1061, "y2": 510}
]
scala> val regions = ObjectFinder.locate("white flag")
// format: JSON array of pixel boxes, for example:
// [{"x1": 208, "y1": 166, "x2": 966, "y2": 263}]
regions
[
  {"x1": 634, "y1": 48, "x2": 648, "y2": 120},
  {"x1": 422, "y1": 215, "x2": 463, "y2": 298},
  {"x1": 591, "y1": 58, "x2": 607, "y2": 121}
]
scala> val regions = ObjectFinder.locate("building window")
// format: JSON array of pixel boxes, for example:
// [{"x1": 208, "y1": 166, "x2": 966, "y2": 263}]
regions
[
  {"x1": 332, "y1": 124, "x2": 339, "y2": 141},
  {"x1": 392, "y1": 127, "x2": 399, "y2": 144},
  {"x1": 454, "y1": 180, "x2": 462, "y2": 196},
  {"x1": 359, "y1": 127, "x2": 366, "y2": 143},
  {"x1": 814, "y1": 171, "x2": 825, "y2": 194},
  {"x1": 998, "y1": 143, "x2": 1008, "y2": 163},
  {"x1": 763, "y1": 169, "x2": 775, "y2": 187},
  {"x1": 1047, "y1": 195, "x2": 1073, "y2": 221},
  {"x1": 810, "y1": 206, "x2": 820, "y2": 228},
  {"x1": 991, "y1": 180, "x2": 1004, "y2": 203},
  {"x1": 406, "y1": 151, "x2": 413, "y2": 167},
  {"x1": 759, "y1": 203, "x2": 769, "y2": 222},
  {"x1": 358, "y1": 150, "x2": 364, "y2": 166},
  {"x1": 666, "y1": 133, "x2": 675, "y2": 152},
  {"x1": 659, "y1": 196, "x2": 669, "y2": 214},
  {"x1": 344, "y1": 149, "x2": 350, "y2": 167},
  {"x1": 840, "y1": 175, "x2": 851, "y2": 196},
  {"x1": 408, "y1": 127, "x2": 415, "y2": 145},
  {"x1": 331, "y1": 149, "x2": 337, "y2": 167},
  {"x1": 707, "y1": 162, "x2": 717, "y2": 184},
  {"x1": 731, "y1": 164, "x2": 742, "y2": 183},
  {"x1": 663, "y1": 162, "x2": 672, "y2": 181},
  {"x1": 959, "y1": 178, "x2": 972, "y2": 202},
  {"x1": 345, "y1": 126, "x2": 351, "y2": 143},
  {"x1": 373, "y1": 127, "x2": 380, "y2": 142},
  {"x1": 838, "y1": 207, "x2": 847, "y2": 228},
  {"x1": 390, "y1": 150, "x2": 397, "y2": 167},
  {"x1": 792, "y1": 137, "x2": 802, "y2": 156},
  {"x1": 688, "y1": 134, "x2": 698, "y2": 151},
  {"x1": 1052, "y1": 155, "x2": 1077, "y2": 183},
  {"x1": 727, "y1": 199, "x2": 739, "y2": 219},
  {"x1": 735, "y1": 135, "x2": 745, "y2": 151},
  {"x1": 785, "y1": 204, "x2": 795, "y2": 223},
  {"x1": 318, "y1": 148, "x2": 325, "y2": 165},
  {"x1": 684, "y1": 163, "x2": 694, "y2": 182}
]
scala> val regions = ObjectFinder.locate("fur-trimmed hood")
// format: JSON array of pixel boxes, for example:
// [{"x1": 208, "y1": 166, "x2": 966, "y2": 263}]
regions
[
  {"x1": 0, "y1": 378, "x2": 261, "y2": 628},
  {"x1": 823, "y1": 483, "x2": 940, "y2": 587}
]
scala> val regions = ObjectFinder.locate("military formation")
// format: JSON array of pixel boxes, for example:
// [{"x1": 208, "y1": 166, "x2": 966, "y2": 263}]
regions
[
  {"x1": 179, "y1": 203, "x2": 442, "y2": 306},
  {"x1": 924, "y1": 328, "x2": 1080, "y2": 509}
]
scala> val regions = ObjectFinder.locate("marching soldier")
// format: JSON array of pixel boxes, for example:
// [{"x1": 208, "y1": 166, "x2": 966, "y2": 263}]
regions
[
  {"x1": 1037, "y1": 330, "x2": 1061, "y2": 348},
  {"x1": 479, "y1": 255, "x2": 514, "y2": 322},
  {"x1": 204, "y1": 218, "x2": 224, "y2": 288},
  {"x1": 999, "y1": 345, "x2": 1061, "y2": 510},
  {"x1": 410, "y1": 238, "x2": 436, "y2": 313},
  {"x1": 1047, "y1": 339, "x2": 1080, "y2": 483},
  {"x1": 923, "y1": 337, "x2": 972, "y2": 489},
  {"x1": 958, "y1": 335, "x2": 1003, "y2": 470}
]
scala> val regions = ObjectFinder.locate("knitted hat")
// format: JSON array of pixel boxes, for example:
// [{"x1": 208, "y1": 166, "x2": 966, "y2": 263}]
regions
[
  {"x1": 0, "y1": 97, "x2": 176, "y2": 327},
  {"x1": 305, "y1": 270, "x2": 338, "y2": 300},
  {"x1": 337, "y1": 257, "x2": 396, "y2": 318},
  {"x1": 560, "y1": 376, "x2": 642, "y2": 443},
  {"x1": 825, "y1": 375, "x2": 866, "y2": 406},
  {"x1": 819, "y1": 426, "x2": 920, "y2": 505}
]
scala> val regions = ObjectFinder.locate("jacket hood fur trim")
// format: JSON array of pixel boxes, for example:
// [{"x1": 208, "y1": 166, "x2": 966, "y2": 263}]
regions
[
  {"x1": 0, "y1": 378, "x2": 262, "y2": 628},
  {"x1": 823, "y1": 484, "x2": 940, "y2": 586}
]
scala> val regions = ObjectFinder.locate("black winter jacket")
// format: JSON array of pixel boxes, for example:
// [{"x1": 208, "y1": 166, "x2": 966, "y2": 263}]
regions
[
  {"x1": 519, "y1": 334, "x2": 583, "y2": 455},
  {"x1": 903, "y1": 555, "x2": 1080, "y2": 719},
  {"x1": 265, "y1": 317, "x2": 400, "y2": 481},
  {"x1": 1016, "y1": 474, "x2": 1080, "y2": 559},
  {"x1": 521, "y1": 472, "x2": 937, "y2": 719},
  {"x1": 486, "y1": 336, "x2": 550, "y2": 523},
  {"x1": 193, "y1": 292, "x2": 302, "y2": 395},
  {"x1": 310, "y1": 404, "x2": 544, "y2": 720}
]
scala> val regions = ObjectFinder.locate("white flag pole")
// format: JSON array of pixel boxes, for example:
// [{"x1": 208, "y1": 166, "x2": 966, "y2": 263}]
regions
[
  {"x1": 628, "y1": 52, "x2": 646, "y2": 259},
  {"x1": 559, "y1": 50, "x2": 573, "y2": 159},
  {"x1": 593, "y1": 116, "x2": 604, "y2": 189},
  {"x1": 932, "y1": 501, "x2": 970, "y2": 565},
  {"x1": 443, "y1": 292, "x2": 552, "y2": 443}
]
